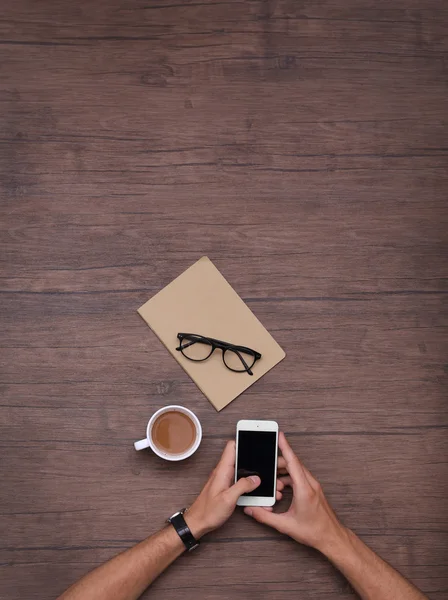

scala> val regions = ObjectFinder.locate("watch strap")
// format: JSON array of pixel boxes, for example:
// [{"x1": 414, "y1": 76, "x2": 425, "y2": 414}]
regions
[{"x1": 168, "y1": 510, "x2": 199, "y2": 552}]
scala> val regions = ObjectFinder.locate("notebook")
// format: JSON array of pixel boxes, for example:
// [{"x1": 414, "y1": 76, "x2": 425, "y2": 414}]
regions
[{"x1": 137, "y1": 257, "x2": 285, "y2": 411}]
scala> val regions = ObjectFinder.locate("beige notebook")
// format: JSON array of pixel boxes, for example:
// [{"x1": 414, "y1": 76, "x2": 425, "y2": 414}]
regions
[{"x1": 138, "y1": 257, "x2": 286, "y2": 411}]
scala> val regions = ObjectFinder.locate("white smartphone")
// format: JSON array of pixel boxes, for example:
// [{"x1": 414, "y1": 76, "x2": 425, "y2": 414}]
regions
[{"x1": 235, "y1": 419, "x2": 279, "y2": 507}]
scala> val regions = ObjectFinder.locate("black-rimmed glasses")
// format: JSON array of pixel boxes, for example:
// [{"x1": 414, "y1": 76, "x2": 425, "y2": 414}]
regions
[{"x1": 176, "y1": 333, "x2": 262, "y2": 376}]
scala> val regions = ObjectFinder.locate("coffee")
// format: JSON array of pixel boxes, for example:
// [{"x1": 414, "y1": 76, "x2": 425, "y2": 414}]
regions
[{"x1": 151, "y1": 410, "x2": 196, "y2": 455}]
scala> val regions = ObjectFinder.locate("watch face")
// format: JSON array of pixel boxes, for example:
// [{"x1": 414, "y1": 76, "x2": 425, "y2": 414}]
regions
[{"x1": 168, "y1": 509, "x2": 186, "y2": 522}]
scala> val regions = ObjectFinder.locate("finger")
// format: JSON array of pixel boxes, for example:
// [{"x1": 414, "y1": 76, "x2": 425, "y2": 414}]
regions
[
  {"x1": 276, "y1": 479, "x2": 285, "y2": 492},
  {"x1": 279, "y1": 475, "x2": 293, "y2": 488},
  {"x1": 214, "y1": 441, "x2": 236, "y2": 486},
  {"x1": 277, "y1": 456, "x2": 288, "y2": 475},
  {"x1": 263, "y1": 506, "x2": 274, "y2": 512},
  {"x1": 276, "y1": 490, "x2": 282, "y2": 501},
  {"x1": 218, "y1": 440, "x2": 236, "y2": 468},
  {"x1": 278, "y1": 432, "x2": 308, "y2": 487},
  {"x1": 226, "y1": 475, "x2": 261, "y2": 504},
  {"x1": 244, "y1": 506, "x2": 284, "y2": 530},
  {"x1": 277, "y1": 456, "x2": 287, "y2": 470}
]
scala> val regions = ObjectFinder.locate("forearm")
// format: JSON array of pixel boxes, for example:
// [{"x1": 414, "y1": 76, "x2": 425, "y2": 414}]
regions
[
  {"x1": 321, "y1": 527, "x2": 427, "y2": 600},
  {"x1": 58, "y1": 526, "x2": 185, "y2": 600}
]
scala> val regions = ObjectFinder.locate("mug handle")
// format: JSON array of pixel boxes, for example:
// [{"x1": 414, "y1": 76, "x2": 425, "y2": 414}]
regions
[{"x1": 134, "y1": 438, "x2": 150, "y2": 451}]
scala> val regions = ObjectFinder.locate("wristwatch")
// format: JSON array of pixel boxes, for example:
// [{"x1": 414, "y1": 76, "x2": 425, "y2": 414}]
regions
[{"x1": 167, "y1": 509, "x2": 199, "y2": 552}]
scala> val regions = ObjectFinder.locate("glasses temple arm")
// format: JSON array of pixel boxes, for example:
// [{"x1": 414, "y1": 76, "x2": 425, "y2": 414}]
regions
[{"x1": 233, "y1": 349, "x2": 253, "y2": 376}]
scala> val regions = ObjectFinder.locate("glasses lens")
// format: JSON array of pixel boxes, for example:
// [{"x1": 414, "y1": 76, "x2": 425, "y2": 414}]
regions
[
  {"x1": 223, "y1": 348, "x2": 256, "y2": 372},
  {"x1": 180, "y1": 336, "x2": 213, "y2": 361}
]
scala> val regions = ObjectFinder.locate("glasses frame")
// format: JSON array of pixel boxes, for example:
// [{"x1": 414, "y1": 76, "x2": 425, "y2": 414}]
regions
[{"x1": 176, "y1": 333, "x2": 262, "y2": 376}]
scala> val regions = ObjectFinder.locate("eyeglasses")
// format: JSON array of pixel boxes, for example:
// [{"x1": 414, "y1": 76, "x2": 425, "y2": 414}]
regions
[{"x1": 176, "y1": 333, "x2": 262, "y2": 376}]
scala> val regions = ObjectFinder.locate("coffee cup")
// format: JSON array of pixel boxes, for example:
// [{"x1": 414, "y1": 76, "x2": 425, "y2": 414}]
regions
[{"x1": 134, "y1": 405, "x2": 202, "y2": 461}]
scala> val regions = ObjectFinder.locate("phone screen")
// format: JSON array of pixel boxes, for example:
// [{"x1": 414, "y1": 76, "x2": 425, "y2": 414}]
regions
[{"x1": 236, "y1": 430, "x2": 277, "y2": 497}]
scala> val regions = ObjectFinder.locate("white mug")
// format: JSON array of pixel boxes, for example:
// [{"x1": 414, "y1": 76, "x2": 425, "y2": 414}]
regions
[{"x1": 134, "y1": 405, "x2": 202, "y2": 461}]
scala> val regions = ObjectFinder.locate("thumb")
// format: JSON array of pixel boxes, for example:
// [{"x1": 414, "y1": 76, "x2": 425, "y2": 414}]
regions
[
  {"x1": 244, "y1": 506, "x2": 283, "y2": 531},
  {"x1": 227, "y1": 475, "x2": 260, "y2": 503}
]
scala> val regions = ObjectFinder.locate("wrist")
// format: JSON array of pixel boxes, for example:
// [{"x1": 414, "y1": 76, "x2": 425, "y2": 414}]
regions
[
  {"x1": 316, "y1": 523, "x2": 353, "y2": 560},
  {"x1": 184, "y1": 509, "x2": 210, "y2": 540}
]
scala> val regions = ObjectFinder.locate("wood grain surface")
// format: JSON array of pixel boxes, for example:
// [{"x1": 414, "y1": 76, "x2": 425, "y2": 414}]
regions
[{"x1": 1, "y1": 0, "x2": 447, "y2": 598}]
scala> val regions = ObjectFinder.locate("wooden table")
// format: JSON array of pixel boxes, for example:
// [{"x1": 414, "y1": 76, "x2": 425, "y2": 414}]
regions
[{"x1": 1, "y1": 0, "x2": 447, "y2": 598}]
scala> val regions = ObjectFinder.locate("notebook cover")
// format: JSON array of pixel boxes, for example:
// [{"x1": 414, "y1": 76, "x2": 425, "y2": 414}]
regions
[{"x1": 137, "y1": 257, "x2": 286, "y2": 411}]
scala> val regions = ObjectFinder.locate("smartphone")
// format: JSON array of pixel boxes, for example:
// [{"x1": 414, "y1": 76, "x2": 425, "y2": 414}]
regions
[{"x1": 235, "y1": 419, "x2": 279, "y2": 507}]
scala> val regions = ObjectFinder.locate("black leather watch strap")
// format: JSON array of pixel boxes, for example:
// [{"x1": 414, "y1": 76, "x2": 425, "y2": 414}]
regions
[{"x1": 167, "y1": 509, "x2": 199, "y2": 552}]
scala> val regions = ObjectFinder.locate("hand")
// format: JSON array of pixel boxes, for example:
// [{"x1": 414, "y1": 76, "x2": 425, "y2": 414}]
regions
[
  {"x1": 185, "y1": 440, "x2": 282, "y2": 539},
  {"x1": 244, "y1": 432, "x2": 347, "y2": 553}
]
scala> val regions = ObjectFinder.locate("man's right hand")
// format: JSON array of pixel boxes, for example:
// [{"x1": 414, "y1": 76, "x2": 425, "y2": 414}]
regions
[{"x1": 244, "y1": 432, "x2": 348, "y2": 553}]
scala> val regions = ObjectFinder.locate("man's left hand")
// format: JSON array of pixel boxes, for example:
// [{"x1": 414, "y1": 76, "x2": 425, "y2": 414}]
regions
[{"x1": 185, "y1": 440, "x2": 282, "y2": 538}]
